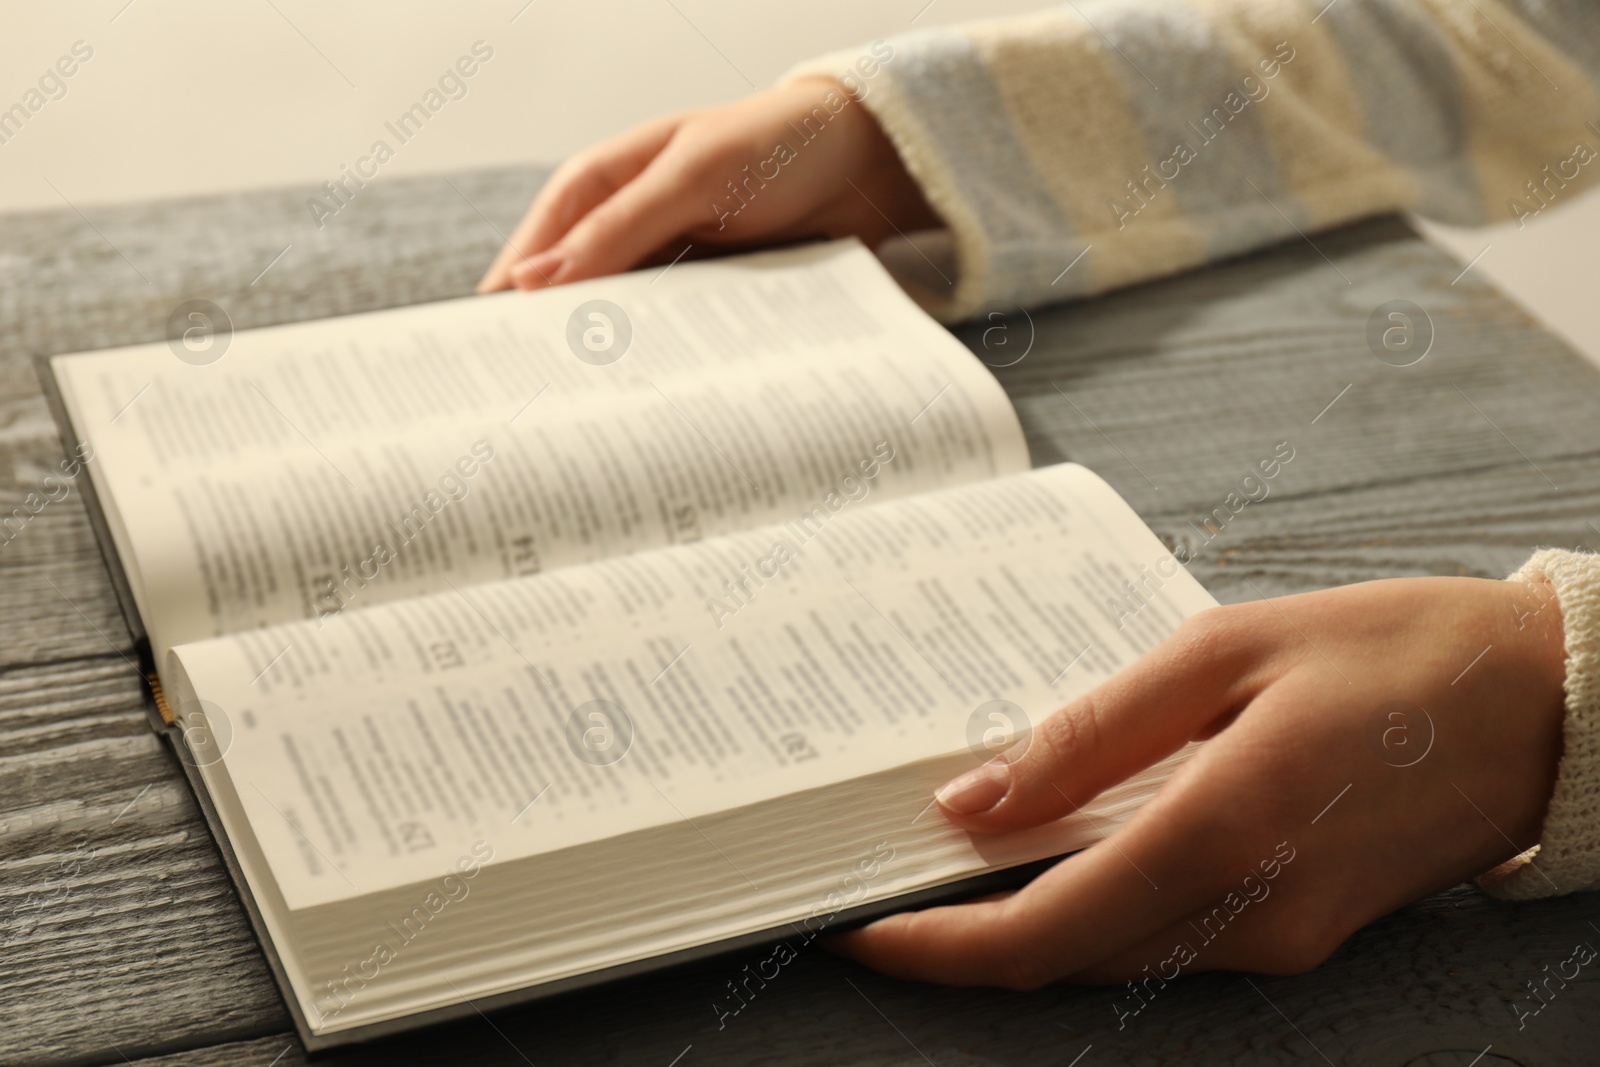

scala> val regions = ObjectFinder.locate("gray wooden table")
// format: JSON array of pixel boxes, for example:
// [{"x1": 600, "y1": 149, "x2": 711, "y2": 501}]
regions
[{"x1": 3, "y1": 166, "x2": 1598, "y2": 1067}]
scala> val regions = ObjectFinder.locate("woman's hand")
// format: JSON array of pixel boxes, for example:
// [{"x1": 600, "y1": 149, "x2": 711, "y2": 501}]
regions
[
  {"x1": 834, "y1": 575, "x2": 1568, "y2": 990},
  {"x1": 476, "y1": 78, "x2": 938, "y2": 293}
]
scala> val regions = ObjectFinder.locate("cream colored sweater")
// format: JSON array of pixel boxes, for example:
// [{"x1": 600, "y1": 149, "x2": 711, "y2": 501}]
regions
[{"x1": 791, "y1": 0, "x2": 1600, "y2": 899}]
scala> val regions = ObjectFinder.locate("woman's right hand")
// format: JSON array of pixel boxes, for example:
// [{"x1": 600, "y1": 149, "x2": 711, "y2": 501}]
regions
[
  {"x1": 833, "y1": 575, "x2": 1570, "y2": 990},
  {"x1": 476, "y1": 76, "x2": 939, "y2": 293}
]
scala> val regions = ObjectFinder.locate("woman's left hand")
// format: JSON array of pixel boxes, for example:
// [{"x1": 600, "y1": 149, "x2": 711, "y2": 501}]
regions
[
  {"x1": 476, "y1": 78, "x2": 935, "y2": 293},
  {"x1": 833, "y1": 574, "x2": 1568, "y2": 989}
]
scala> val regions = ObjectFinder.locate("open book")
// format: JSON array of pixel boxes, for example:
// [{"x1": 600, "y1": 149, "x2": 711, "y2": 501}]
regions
[{"x1": 41, "y1": 239, "x2": 1214, "y2": 1048}]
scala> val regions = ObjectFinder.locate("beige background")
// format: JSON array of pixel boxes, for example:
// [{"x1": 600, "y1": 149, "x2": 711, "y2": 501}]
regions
[{"x1": 3, "y1": 0, "x2": 1594, "y2": 359}]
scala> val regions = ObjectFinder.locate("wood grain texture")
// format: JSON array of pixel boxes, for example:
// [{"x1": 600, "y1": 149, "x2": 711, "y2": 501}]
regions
[
  {"x1": 2, "y1": 168, "x2": 1598, "y2": 1067},
  {"x1": 118, "y1": 881, "x2": 1600, "y2": 1067}
]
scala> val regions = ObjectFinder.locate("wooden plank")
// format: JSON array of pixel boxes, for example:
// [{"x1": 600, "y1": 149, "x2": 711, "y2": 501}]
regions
[
  {"x1": 0, "y1": 658, "x2": 287, "y2": 1065},
  {"x1": 117, "y1": 881, "x2": 1600, "y2": 1066},
  {"x1": 2, "y1": 170, "x2": 1597, "y2": 1065},
  {"x1": 981, "y1": 217, "x2": 1600, "y2": 580}
]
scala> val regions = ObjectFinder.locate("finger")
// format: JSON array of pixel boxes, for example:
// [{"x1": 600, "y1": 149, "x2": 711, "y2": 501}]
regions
[
  {"x1": 830, "y1": 893, "x2": 1029, "y2": 987},
  {"x1": 480, "y1": 115, "x2": 682, "y2": 290},
  {"x1": 476, "y1": 113, "x2": 683, "y2": 293},
  {"x1": 1065, "y1": 915, "x2": 1314, "y2": 986},
  {"x1": 937, "y1": 606, "x2": 1274, "y2": 832},
  {"x1": 820, "y1": 889, "x2": 1017, "y2": 964},
  {"x1": 1066, "y1": 867, "x2": 1330, "y2": 984},
  {"x1": 518, "y1": 143, "x2": 727, "y2": 288},
  {"x1": 836, "y1": 769, "x2": 1254, "y2": 989}
]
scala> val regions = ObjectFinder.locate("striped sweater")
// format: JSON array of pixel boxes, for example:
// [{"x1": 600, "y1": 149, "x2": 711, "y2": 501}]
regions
[{"x1": 789, "y1": 0, "x2": 1600, "y2": 900}]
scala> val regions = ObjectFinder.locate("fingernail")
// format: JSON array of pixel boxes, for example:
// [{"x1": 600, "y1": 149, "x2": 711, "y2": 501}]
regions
[
  {"x1": 514, "y1": 248, "x2": 564, "y2": 287},
  {"x1": 936, "y1": 759, "x2": 1011, "y2": 815}
]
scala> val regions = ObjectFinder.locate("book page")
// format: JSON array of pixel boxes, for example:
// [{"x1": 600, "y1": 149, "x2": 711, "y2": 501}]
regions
[
  {"x1": 50, "y1": 239, "x2": 1027, "y2": 659},
  {"x1": 168, "y1": 464, "x2": 1215, "y2": 911}
]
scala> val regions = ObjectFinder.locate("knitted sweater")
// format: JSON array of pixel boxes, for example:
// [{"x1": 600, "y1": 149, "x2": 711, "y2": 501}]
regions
[{"x1": 789, "y1": 0, "x2": 1600, "y2": 899}]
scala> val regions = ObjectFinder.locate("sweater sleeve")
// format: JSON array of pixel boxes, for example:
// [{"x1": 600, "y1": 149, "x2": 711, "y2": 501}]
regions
[
  {"x1": 1477, "y1": 549, "x2": 1600, "y2": 900},
  {"x1": 785, "y1": 0, "x2": 1600, "y2": 321}
]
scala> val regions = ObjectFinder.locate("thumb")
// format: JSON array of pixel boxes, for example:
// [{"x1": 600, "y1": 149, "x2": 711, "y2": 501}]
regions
[{"x1": 936, "y1": 609, "x2": 1265, "y2": 832}]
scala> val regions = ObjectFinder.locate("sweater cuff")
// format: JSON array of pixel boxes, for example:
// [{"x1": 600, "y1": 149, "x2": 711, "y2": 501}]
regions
[
  {"x1": 781, "y1": 15, "x2": 1112, "y2": 323},
  {"x1": 782, "y1": 36, "x2": 988, "y2": 322},
  {"x1": 1478, "y1": 549, "x2": 1600, "y2": 900}
]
